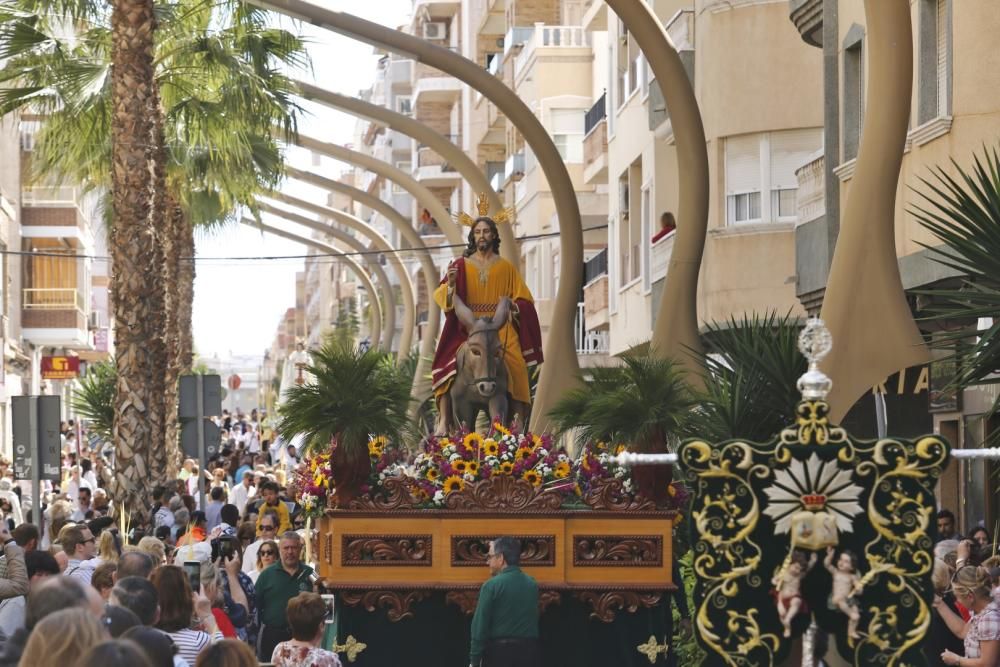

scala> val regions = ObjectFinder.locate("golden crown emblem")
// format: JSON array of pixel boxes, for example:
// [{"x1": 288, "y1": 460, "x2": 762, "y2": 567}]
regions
[{"x1": 454, "y1": 193, "x2": 515, "y2": 227}]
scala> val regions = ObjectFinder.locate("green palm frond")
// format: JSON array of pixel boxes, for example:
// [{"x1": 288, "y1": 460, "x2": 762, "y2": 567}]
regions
[
  {"x1": 686, "y1": 311, "x2": 805, "y2": 443},
  {"x1": 70, "y1": 360, "x2": 116, "y2": 443},
  {"x1": 276, "y1": 339, "x2": 414, "y2": 463},
  {"x1": 549, "y1": 354, "x2": 693, "y2": 450},
  {"x1": 911, "y1": 145, "x2": 1000, "y2": 429}
]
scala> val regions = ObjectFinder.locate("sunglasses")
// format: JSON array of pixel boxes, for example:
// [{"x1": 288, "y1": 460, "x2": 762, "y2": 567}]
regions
[
  {"x1": 83, "y1": 537, "x2": 96, "y2": 544},
  {"x1": 259, "y1": 549, "x2": 277, "y2": 557},
  {"x1": 261, "y1": 525, "x2": 276, "y2": 532}
]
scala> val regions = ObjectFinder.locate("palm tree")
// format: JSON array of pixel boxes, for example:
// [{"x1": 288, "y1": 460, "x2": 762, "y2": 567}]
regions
[
  {"x1": 687, "y1": 312, "x2": 806, "y2": 443},
  {"x1": 0, "y1": 0, "x2": 306, "y2": 516},
  {"x1": 277, "y1": 339, "x2": 413, "y2": 505},
  {"x1": 71, "y1": 360, "x2": 116, "y2": 444},
  {"x1": 911, "y1": 146, "x2": 1000, "y2": 440},
  {"x1": 548, "y1": 354, "x2": 694, "y2": 502}
]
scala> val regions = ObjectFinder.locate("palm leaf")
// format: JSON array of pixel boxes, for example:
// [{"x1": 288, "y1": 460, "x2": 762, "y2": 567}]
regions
[{"x1": 70, "y1": 360, "x2": 116, "y2": 443}]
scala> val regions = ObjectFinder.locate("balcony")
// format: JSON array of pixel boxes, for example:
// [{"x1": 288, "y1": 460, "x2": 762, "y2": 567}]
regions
[
  {"x1": 574, "y1": 302, "x2": 610, "y2": 356},
  {"x1": 794, "y1": 151, "x2": 825, "y2": 225},
  {"x1": 504, "y1": 152, "x2": 525, "y2": 185},
  {"x1": 476, "y1": 0, "x2": 505, "y2": 36},
  {"x1": 789, "y1": 0, "x2": 823, "y2": 49},
  {"x1": 388, "y1": 59, "x2": 413, "y2": 92},
  {"x1": 583, "y1": 93, "x2": 608, "y2": 186},
  {"x1": 513, "y1": 25, "x2": 591, "y2": 82},
  {"x1": 583, "y1": 249, "x2": 609, "y2": 330},
  {"x1": 414, "y1": 144, "x2": 461, "y2": 187},
  {"x1": 650, "y1": 232, "x2": 675, "y2": 284},
  {"x1": 502, "y1": 26, "x2": 535, "y2": 58},
  {"x1": 413, "y1": 62, "x2": 461, "y2": 105},
  {"x1": 413, "y1": 0, "x2": 459, "y2": 17},
  {"x1": 21, "y1": 186, "x2": 94, "y2": 247},
  {"x1": 21, "y1": 287, "x2": 89, "y2": 347}
]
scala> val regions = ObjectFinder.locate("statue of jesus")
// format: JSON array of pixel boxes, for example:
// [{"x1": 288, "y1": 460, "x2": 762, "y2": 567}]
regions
[{"x1": 431, "y1": 194, "x2": 543, "y2": 434}]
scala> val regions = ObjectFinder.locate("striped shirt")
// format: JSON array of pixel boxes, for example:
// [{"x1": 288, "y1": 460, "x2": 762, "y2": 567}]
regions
[
  {"x1": 165, "y1": 628, "x2": 223, "y2": 665},
  {"x1": 65, "y1": 559, "x2": 94, "y2": 585}
]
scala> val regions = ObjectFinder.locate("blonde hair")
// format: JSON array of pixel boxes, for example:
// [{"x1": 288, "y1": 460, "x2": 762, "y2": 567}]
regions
[
  {"x1": 137, "y1": 536, "x2": 166, "y2": 564},
  {"x1": 21, "y1": 608, "x2": 107, "y2": 666},
  {"x1": 97, "y1": 531, "x2": 118, "y2": 562},
  {"x1": 952, "y1": 565, "x2": 993, "y2": 601}
]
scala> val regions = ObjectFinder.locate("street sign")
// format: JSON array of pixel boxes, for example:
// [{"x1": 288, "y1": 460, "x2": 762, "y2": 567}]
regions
[
  {"x1": 180, "y1": 419, "x2": 220, "y2": 460},
  {"x1": 178, "y1": 374, "x2": 222, "y2": 418},
  {"x1": 41, "y1": 356, "x2": 80, "y2": 380},
  {"x1": 12, "y1": 395, "x2": 62, "y2": 483}
]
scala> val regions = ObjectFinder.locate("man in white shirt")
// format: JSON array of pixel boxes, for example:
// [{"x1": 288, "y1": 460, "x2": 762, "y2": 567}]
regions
[
  {"x1": 230, "y1": 472, "x2": 255, "y2": 518},
  {"x1": 62, "y1": 525, "x2": 96, "y2": 584},
  {"x1": 70, "y1": 487, "x2": 93, "y2": 522}
]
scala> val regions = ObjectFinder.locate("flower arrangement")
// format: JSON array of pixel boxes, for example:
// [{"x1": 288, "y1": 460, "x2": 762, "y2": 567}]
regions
[
  {"x1": 576, "y1": 441, "x2": 690, "y2": 513},
  {"x1": 365, "y1": 421, "x2": 573, "y2": 506},
  {"x1": 294, "y1": 451, "x2": 333, "y2": 519}
]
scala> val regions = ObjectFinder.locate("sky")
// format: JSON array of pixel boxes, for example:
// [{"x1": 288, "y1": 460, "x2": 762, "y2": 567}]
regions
[{"x1": 192, "y1": 0, "x2": 413, "y2": 360}]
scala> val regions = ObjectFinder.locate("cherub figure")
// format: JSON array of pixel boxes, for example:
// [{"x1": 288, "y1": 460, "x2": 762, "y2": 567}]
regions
[
  {"x1": 772, "y1": 549, "x2": 818, "y2": 637},
  {"x1": 825, "y1": 546, "x2": 863, "y2": 639}
]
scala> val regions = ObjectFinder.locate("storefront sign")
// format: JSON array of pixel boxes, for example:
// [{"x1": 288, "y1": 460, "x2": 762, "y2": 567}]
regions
[{"x1": 41, "y1": 355, "x2": 80, "y2": 380}]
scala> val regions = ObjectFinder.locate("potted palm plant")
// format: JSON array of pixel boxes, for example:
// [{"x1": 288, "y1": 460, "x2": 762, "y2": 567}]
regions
[
  {"x1": 549, "y1": 354, "x2": 693, "y2": 504},
  {"x1": 276, "y1": 338, "x2": 413, "y2": 506}
]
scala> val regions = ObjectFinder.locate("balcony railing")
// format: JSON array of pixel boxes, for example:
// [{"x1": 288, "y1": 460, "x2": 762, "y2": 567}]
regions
[
  {"x1": 574, "y1": 302, "x2": 609, "y2": 355},
  {"x1": 584, "y1": 92, "x2": 607, "y2": 136},
  {"x1": 23, "y1": 288, "x2": 85, "y2": 311},
  {"x1": 502, "y1": 26, "x2": 535, "y2": 56},
  {"x1": 504, "y1": 152, "x2": 525, "y2": 183},
  {"x1": 584, "y1": 248, "x2": 608, "y2": 285},
  {"x1": 514, "y1": 25, "x2": 591, "y2": 79},
  {"x1": 22, "y1": 186, "x2": 78, "y2": 205}
]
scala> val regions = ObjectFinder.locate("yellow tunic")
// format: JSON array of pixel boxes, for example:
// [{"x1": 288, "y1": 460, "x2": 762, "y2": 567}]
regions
[{"x1": 433, "y1": 254, "x2": 534, "y2": 403}]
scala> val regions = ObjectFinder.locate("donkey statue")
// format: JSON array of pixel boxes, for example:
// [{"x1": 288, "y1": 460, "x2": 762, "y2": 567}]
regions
[{"x1": 435, "y1": 294, "x2": 513, "y2": 434}]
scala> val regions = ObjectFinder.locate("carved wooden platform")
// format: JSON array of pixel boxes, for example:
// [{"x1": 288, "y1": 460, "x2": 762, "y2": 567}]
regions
[{"x1": 317, "y1": 476, "x2": 678, "y2": 623}]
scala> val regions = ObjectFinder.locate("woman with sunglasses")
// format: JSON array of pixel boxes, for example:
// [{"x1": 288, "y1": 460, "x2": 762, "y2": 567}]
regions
[
  {"x1": 936, "y1": 566, "x2": 1000, "y2": 666},
  {"x1": 249, "y1": 540, "x2": 279, "y2": 584}
]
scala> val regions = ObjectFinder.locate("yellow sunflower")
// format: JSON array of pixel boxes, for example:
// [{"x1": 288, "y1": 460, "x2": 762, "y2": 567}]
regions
[
  {"x1": 462, "y1": 432, "x2": 484, "y2": 452},
  {"x1": 493, "y1": 422, "x2": 511, "y2": 436},
  {"x1": 367, "y1": 438, "x2": 385, "y2": 458},
  {"x1": 522, "y1": 470, "x2": 542, "y2": 486},
  {"x1": 515, "y1": 447, "x2": 533, "y2": 462},
  {"x1": 481, "y1": 438, "x2": 499, "y2": 457},
  {"x1": 531, "y1": 434, "x2": 543, "y2": 449},
  {"x1": 443, "y1": 474, "x2": 465, "y2": 494},
  {"x1": 453, "y1": 460, "x2": 467, "y2": 473},
  {"x1": 425, "y1": 467, "x2": 440, "y2": 481},
  {"x1": 554, "y1": 461, "x2": 571, "y2": 479},
  {"x1": 467, "y1": 461, "x2": 480, "y2": 476},
  {"x1": 499, "y1": 461, "x2": 514, "y2": 475}
]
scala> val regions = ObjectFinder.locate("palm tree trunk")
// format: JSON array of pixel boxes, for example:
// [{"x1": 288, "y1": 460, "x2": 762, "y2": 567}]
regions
[
  {"x1": 162, "y1": 198, "x2": 186, "y2": 478},
  {"x1": 109, "y1": 0, "x2": 161, "y2": 521},
  {"x1": 176, "y1": 211, "x2": 195, "y2": 372}
]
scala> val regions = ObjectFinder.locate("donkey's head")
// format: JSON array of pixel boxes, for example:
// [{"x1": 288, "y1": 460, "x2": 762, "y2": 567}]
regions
[{"x1": 454, "y1": 295, "x2": 511, "y2": 398}]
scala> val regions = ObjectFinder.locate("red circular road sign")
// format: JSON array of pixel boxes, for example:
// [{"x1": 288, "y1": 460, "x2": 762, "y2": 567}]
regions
[{"x1": 228, "y1": 374, "x2": 241, "y2": 390}]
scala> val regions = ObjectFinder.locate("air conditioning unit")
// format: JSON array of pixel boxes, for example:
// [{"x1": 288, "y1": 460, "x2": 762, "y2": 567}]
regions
[
  {"x1": 88, "y1": 311, "x2": 103, "y2": 330},
  {"x1": 423, "y1": 22, "x2": 447, "y2": 40}
]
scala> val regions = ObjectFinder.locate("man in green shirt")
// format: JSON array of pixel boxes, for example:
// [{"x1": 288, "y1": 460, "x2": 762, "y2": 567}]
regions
[
  {"x1": 469, "y1": 536, "x2": 541, "y2": 667},
  {"x1": 254, "y1": 530, "x2": 314, "y2": 661}
]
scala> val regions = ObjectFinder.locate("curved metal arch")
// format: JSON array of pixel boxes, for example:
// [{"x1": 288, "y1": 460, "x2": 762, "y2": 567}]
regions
[
  {"x1": 249, "y1": 0, "x2": 582, "y2": 431},
  {"x1": 293, "y1": 80, "x2": 518, "y2": 265},
  {"x1": 268, "y1": 191, "x2": 416, "y2": 359},
  {"x1": 283, "y1": 164, "x2": 441, "y2": 412},
  {"x1": 241, "y1": 218, "x2": 382, "y2": 348},
  {"x1": 290, "y1": 133, "x2": 463, "y2": 249},
  {"x1": 258, "y1": 202, "x2": 397, "y2": 351}
]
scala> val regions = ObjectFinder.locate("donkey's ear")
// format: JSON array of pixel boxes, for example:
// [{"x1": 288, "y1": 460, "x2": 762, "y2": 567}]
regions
[
  {"x1": 491, "y1": 297, "x2": 511, "y2": 327},
  {"x1": 453, "y1": 293, "x2": 477, "y2": 330}
]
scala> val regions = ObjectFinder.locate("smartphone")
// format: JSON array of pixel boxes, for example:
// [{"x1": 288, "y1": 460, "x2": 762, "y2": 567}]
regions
[
  {"x1": 183, "y1": 561, "x2": 201, "y2": 593},
  {"x1": 321, "y1": 593, "x2": 335, "y2": 625}
]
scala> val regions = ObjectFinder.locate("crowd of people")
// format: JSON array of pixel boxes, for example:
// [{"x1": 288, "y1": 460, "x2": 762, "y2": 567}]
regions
[{"x1": 0, "y1": 409, "x2": 342, "y2": 667}]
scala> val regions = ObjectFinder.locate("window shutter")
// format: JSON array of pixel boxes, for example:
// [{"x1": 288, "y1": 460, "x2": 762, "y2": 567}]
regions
[
  {"x1": 769, "y1": 129, "x2": 823, "y2": 190},
  {"x1": 725, "y1": 134, "x2": 761, "y2": 194},
  {"x1": 936, "y1": 0, "x2": 948, "y2": 116}
]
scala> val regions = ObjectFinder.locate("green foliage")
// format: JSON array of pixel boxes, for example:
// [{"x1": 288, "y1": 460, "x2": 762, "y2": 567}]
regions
[
  {"x1": 687, "y1": 311, "x2": 805, "y2": 443},
  {"x1": 276, "y1": 338, "x2": 413, "y2": 464},
  {"x1": 548, "y1": 354, "x2": 694, "y2": 451},
  {"x1": 70, "y1": 361, "x2": 115, "y2": 443},
  {"x1": 330, "y1": 297, "x2": 360, "y2": 349},
  {"x1": 671, "y1": 550, "x2": 706, "y2": 665},
  {"x1": 911, "y1": 146, "x2": 1000, "y2": 437}
]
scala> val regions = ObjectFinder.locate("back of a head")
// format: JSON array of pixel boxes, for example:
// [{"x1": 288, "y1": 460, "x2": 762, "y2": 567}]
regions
[
  {"x1": 220, "y1": 504, "x2": 239, "y2": 527},
  {"x1": 12, "y1": 523, "x2": 39, "y2": 547},
  {"x1": 287, "y1": 591, "x2": 326, "y2": 641},
  {"x1": 151, "y1": 565, "x2": 193, "y2": 632},
  {"x1": 24, "y1": 550, "x2": 60, "y2": 579},
  {"x1": 117, "y1": 550, "x2": 155, "y2": 579},
  {"x1": 136, "y1": 536, "x2": 165, "y2": 564},
  {"x1": 210, "y1": 486, "x2": 224, "y2": 502},
  {"x1": 77, "y1": 639, "x2": 152, "y2": 667},
  {"x1": 953, "y1": 565, "x2": 993, "y2": 600},
  {"x1": 121, "y1": 626, "x2": 176, "y2": 667},
  {"x1": 493, "y1": 536, "x2": 522, "y2": 566},
  {"x1": 101, "y1": 604, "x2": 141, "y2": 638},
  {"x1": 21, "y1": 607, "x2": 107, "y2": 666},
  {"x1": 110, "y1": 576, "x2": 159, "y2": 626},
  {"x1": 25, "y1": 575, "x2": 89, "y2": 629},
  {"x1": 194, "y1": 638, "x2": 258, "y2": 667}
]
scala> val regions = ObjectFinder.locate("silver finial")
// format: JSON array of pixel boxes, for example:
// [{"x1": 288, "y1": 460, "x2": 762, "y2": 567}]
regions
[{"x1": 797, "y1": 318, "x2": 833, "y2": 400}]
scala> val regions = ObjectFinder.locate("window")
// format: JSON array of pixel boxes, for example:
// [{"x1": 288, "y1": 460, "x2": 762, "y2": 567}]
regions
[
  {"x1": 918, "y1": 0, "x2": 950, "y2": 123},
  {"x1": 550, "y1": 109, "x2": 584, "y2": 163},
  {"x1": 842, "y1": 25, "x2": 865, "y2": 162},
  {"x1": 725, "y1": 130, "x2": 822, "y2": 226},
  {"x1": 396, "y1": 96, "x2": 412, "y2": 116}
]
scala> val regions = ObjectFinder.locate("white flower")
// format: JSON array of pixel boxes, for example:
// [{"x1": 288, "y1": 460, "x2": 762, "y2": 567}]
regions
[
  {"x1": 464, "y1": 473, "x2": 475, "y2": 482},
  {"x1": 433, "y1": 490, "x2": 445, "y2": 504},
  {"x1": 538, "y1": 448, "x2": 548, "y2": 457},
  {"x1": 558, "y1": 454, "x2": 569, "y2": 463},
  {"x1": 449, "y1": 453, "x2": 462, "y2": 462},
  {"x1": 763, "y1": 453, "x2": 864, "y2": 536}
]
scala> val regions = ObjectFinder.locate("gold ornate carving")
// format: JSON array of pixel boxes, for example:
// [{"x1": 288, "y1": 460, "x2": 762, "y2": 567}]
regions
[
  {"x1": 636, "y1": 635, "x2": 669, "y2": 664},
  {"x1": 344, "y1": 476, "x2": 420, "y2": 511},
  {"x1": 334, "y1": 635, "x2": 367, "y2": 663},
  {"x1": 580, "y1": 476, "x2": 659, "y2": 512},
  {"x1": 339, "y1": 590, "x2": 430, "y2": 622},
  {"x1": 451, "y1": 535, "x2": 556, "y2": 566},
  {"x1": 539, "y1": 590, "x2": 562, "y2": 613},
  {"x1": 444, "y1": 590, "x2": 480, "y2": 616},
  {"x1": 443, "y1": 475, "x2": 565, "y2": 512},
  {"x1": 341, "y1": 535, "x2": 432, "y2": 566},
  {"x1": 573, "y1": 536, "x2": 663, "y2": 567},
  {"x1": 574, "y1": 590, "x2": 662, "y2": 623}
]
